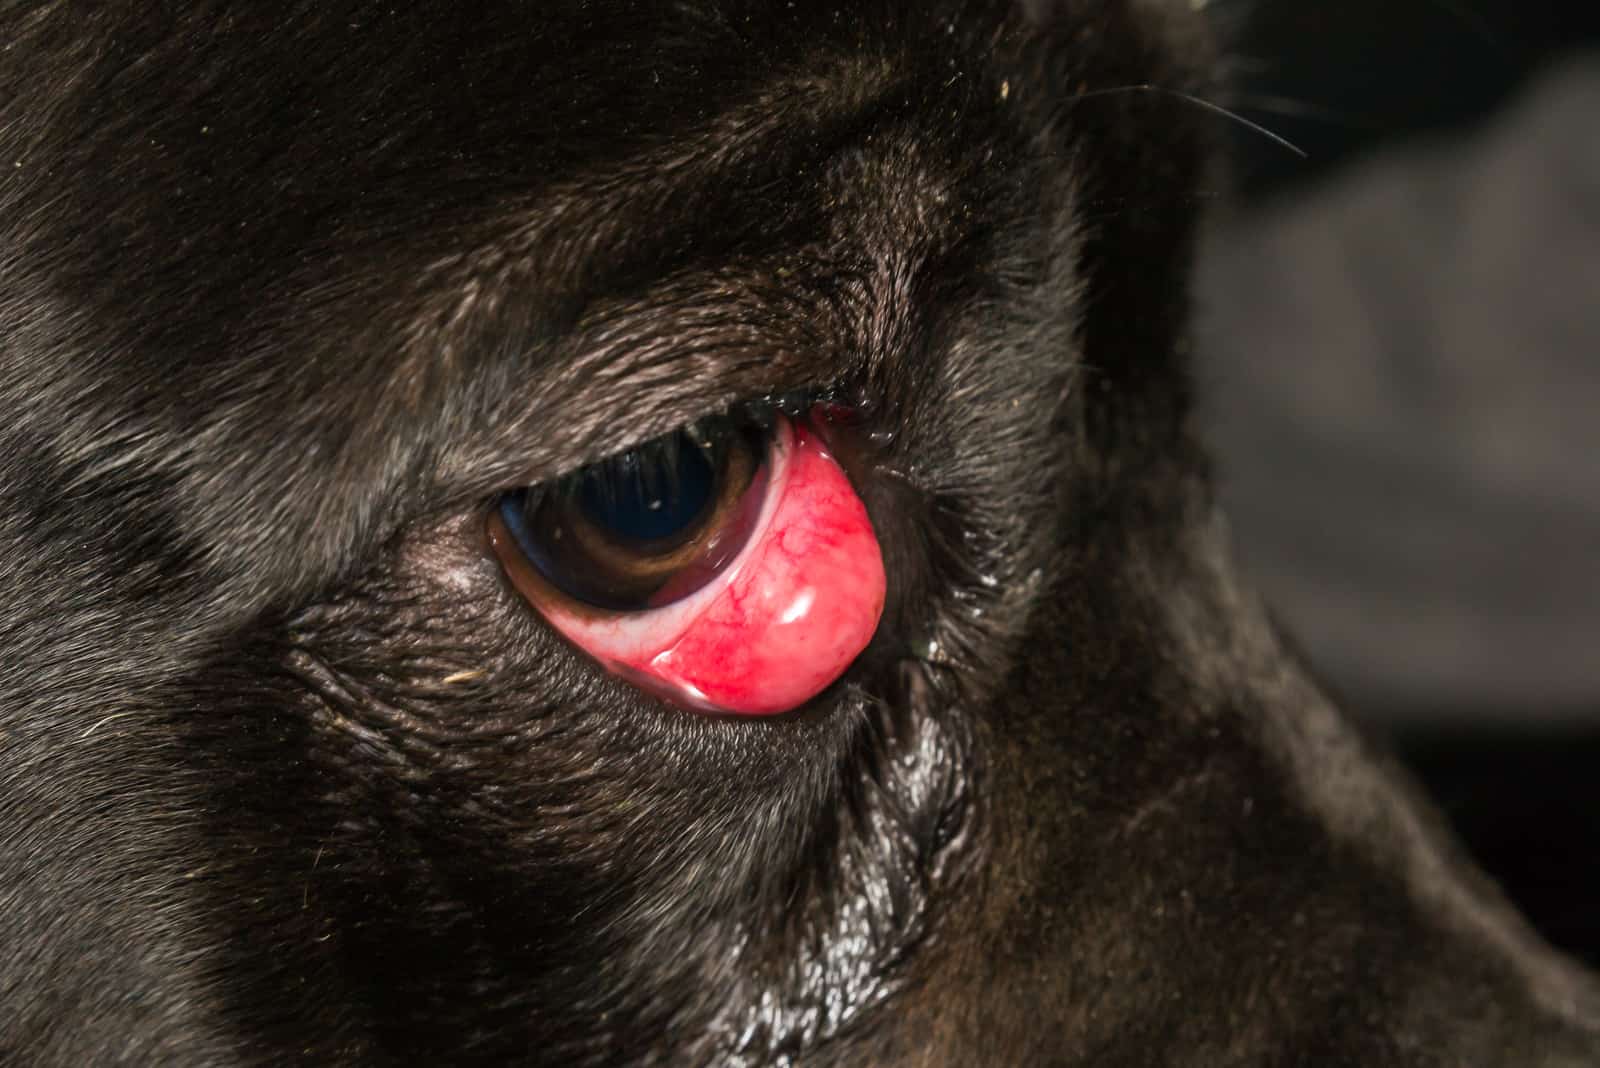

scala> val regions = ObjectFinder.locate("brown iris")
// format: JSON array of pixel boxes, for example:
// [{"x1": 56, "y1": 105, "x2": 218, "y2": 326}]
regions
[{"x1": 498, "y1": 422, "x2": 768, "y2": 612}]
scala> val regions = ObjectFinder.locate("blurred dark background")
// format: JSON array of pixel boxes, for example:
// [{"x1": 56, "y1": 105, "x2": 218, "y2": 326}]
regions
[
  {"x1": 1196, "y1": 1, "x2": 1600, "y2": 966},
  {"x1": 1226, "y1": 0, "x2": 1600, "y2": 200}
]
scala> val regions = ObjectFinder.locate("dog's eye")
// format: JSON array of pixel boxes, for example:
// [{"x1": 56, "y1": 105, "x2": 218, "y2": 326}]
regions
[
  {"x1": 488, "y1": 403, "x2": 886, "y2": 716},
  {"x1": 498, "y1": 419, "x2": 765, "y2": 613}
]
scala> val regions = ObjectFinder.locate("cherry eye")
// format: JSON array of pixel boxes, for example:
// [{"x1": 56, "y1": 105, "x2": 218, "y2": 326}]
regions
[{"x1": 488, "y1": 407, "x2": 886, "y2": 716}]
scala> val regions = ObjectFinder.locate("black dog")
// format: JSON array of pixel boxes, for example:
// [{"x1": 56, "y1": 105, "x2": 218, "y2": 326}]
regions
[{"x1": 1, "y1": 2, "x2": 1595, "y2": 1064}]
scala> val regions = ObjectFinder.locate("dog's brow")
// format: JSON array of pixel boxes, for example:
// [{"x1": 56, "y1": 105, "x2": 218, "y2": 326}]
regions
[
  {"x1": 425, "y1": 241, "x2": 877, "y2": 499},
  {"x1": 393, "y1": 57, "x2": 906, "y2": 370},
  {"x1": 394, "y1": 64, "x2": 928, "y2": 491}
]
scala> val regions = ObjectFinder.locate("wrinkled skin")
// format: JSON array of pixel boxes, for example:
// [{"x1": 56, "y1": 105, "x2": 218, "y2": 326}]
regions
[{"x1": 0, "y1": 2, "x2": 1596, "y2": 1065}]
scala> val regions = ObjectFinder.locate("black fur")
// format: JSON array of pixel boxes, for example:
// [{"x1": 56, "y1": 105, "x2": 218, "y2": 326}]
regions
[{"x1": 0, "y1": 2, "x2": 1595, "y2": 1064}]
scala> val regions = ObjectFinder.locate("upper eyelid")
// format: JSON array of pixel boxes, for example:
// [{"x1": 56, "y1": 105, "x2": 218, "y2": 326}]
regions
[
  {"x1": 396, "y1": 153, "x2": 988, "y2": 509},
  {"x1": 427, "y1": 269, "x2": 865, "y2": 500},
  {"x1": 409, "y1": 196, "x2": 983, "y2": 509}
]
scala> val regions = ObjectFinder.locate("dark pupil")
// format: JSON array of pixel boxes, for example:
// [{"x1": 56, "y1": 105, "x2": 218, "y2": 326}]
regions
[{"x1": 577, "y1": 432, "x2": 715, "y2": 543}]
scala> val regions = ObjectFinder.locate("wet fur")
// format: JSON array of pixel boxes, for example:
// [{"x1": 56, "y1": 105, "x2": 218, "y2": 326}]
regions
[{"x1": 0, "y1": 2, "x2": 1596, "y2": 1065}]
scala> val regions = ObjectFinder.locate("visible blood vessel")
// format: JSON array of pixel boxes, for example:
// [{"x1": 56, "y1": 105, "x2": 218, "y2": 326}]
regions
[{"x1": 491, "y1": 416, "x2": 886, "y2": 716}]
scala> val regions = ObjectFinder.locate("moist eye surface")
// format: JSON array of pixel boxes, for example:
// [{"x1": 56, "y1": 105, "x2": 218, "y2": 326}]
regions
[
  {"x1": 500, "y1": 415, "x2": 767, "y2": 612},
  {"x1": 489, "y1": 392, "x2": 887, "y2": 716},
  {"x1": 576, "y1": 432, "x2": 715, "y2": 544}
]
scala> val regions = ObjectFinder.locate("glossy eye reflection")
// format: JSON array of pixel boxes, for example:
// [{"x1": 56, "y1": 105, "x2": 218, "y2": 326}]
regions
[
  {"x1": 498, "y1": 419, "x2": 767, "y2": 612},
  {"x1": 578, "y1": 440, "x2": 713, "y2": 541},
  {"x1": 488, "y1": 401, "x2": 889, "y2": 717}
]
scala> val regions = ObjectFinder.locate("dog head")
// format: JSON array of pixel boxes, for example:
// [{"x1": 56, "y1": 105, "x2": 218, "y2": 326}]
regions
[{"x1": 2, "y1": 2, "x2": 1596, "y2": 1064}]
